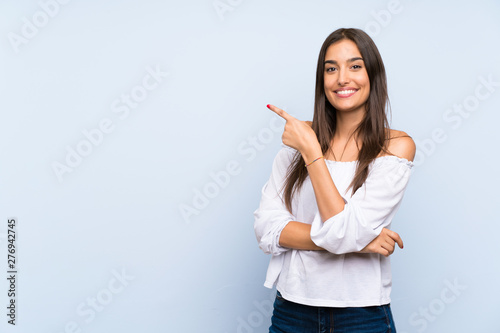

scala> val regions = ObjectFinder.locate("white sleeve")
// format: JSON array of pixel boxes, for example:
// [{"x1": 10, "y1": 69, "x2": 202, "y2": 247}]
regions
[
  {"x1": 253, "y1": 146, "x2": 297, "y2": 256},
  {"x1": 310, "y1": 156, "x2": 414, "y2": 254}
]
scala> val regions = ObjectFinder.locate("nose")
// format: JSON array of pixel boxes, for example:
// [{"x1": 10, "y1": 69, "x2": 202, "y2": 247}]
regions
[{"x1": 337, "y1": 68, "x2": 350, "y2": 86}]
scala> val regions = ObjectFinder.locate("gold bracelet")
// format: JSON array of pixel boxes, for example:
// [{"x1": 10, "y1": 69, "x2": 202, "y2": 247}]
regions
[{"x1": 305, "y1": 156, "x2": 324, "y2": 167}]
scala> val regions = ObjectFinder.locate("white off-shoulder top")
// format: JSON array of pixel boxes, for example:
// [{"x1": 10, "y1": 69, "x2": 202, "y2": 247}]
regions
[{"x1": 253, "y1": 144, "x2": 414, "y2": 307}]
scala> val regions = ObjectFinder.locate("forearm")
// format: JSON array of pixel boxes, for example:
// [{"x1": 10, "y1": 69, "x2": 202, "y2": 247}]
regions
[
  {"x1": 279, "y1": 221, "x2": 324, "y2": 251},
  {"x1": 265, "y1": 104, "x2": 345, "y2": 224},
  {"x1": 302, "y1": 150, "x2": 346, "y2": 223}
]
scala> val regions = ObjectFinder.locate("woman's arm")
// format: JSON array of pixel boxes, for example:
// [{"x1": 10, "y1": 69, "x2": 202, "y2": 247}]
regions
[
  {"x1": 267, "y1": 105, "x2": 346, "y2": 222},
  {"x1": 279, "y1": 222, "x2": 404, "y2": 256},
  {"x1": 279, "y1": 221, "x2": 323, "y2": 251},
  {"x1": 254, "y1": 137, "x2": 406, "y2": 256},
  {"x1": 268, "y1": 104, "x2": 415, "y2": 254},
  {"x1": 302, "y1": 148, "x2": 346, "y2": 222},
  {"x1": 300, "y1": 131, "x2": 416, "y2": 225},
  {"x1": 268, "y1": 104, "x2": 415, "y2": 224}
]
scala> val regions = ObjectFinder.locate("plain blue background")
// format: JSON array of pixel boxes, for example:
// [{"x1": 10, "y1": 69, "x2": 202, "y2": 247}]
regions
[{"x1": 1, "y1": 1, "x2": 499, "y2": 332}]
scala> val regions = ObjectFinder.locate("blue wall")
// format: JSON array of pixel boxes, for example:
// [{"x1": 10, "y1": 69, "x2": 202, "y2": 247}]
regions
[{"x1": 1, "y1": 1, "x2": 499, "y2": 332}]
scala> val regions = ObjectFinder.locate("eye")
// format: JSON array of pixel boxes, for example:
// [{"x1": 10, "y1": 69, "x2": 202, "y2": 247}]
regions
[
  {"x1": 351, "y1": 64, "x2": 362, "y2": 69},
  {"x1": 325, "y1": 67, "x2": 337, "y2": 73}
]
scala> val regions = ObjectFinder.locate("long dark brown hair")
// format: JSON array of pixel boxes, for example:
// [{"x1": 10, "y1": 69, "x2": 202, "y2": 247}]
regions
[{"x1": 282, "y1": 28, "x2": 402, "y2": 213}]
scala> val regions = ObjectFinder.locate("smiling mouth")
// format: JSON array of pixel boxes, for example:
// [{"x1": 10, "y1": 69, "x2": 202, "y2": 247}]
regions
[
  {"x1": 334, "y1": 89, "x2": 358, "y2": 98},
  {"x1": 335, "y1": 89, "x2": 357, "y2": 95}
]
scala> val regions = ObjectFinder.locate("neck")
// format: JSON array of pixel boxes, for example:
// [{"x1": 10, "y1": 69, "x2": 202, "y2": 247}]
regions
[{"x1": 333, "y1": 107, "x2": 365, "y2": 142}]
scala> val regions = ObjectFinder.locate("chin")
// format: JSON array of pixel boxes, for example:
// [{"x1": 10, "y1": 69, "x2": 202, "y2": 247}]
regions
[{"x1": 332, "y1": 103, "x2": 361, "y2": 112}]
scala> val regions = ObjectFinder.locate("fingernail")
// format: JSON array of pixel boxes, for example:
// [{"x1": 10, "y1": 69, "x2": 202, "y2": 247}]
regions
[{"x1": 266, "y1": 104, "x2": 271, "y2": 109}]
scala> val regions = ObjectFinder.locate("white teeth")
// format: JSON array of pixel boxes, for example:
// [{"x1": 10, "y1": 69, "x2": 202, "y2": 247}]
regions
[{"x1": 336, "y1": 89, "x2": 356, "y2": 95}]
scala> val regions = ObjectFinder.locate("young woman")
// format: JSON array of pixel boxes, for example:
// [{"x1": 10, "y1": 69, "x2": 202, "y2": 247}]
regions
[{"x1": 254, "y1": 28, "x2": 416, "y2": 332}]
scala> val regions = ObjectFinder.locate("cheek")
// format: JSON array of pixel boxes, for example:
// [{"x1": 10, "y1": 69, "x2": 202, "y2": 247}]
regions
[
  {"x1": 360, "y1": 74, "x2": 370, "y2": 90},
  {"x1": 363, "y1": 82, "x2": 371, "y2": 99},
  {"x1": 324, "y1": 78, "x2": 336, "y2": 94},
  {"x1": 357, "y1": 74, "x2": 370, "y2": 98}
]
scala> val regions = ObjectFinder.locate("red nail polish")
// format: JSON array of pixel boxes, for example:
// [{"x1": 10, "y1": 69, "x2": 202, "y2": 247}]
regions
[{"x1": 266, "y1": 104, "x2": 271, "y2": 109}]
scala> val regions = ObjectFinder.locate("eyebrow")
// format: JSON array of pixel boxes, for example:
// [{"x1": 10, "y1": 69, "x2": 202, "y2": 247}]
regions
[{"x1": 324, "y1": 57, "x2": 364, "y2": 65}]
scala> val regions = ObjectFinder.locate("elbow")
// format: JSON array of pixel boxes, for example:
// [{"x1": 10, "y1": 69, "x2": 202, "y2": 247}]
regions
[
  {"x1": 259, "y1": 244, "x2": 276, "y2": 256},
  {"x1": 254, "y1": 213, "x2": 293, "y2": 256},
  {"x1": 253, "y1": 224, "x2": 276, "y2": 255},
  {"x1": 255, "y1": 230, "x2": 290, "y2": 256}
]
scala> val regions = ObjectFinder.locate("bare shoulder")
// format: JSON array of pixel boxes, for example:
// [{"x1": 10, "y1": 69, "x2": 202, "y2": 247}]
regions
[{"x1": 385, "y1": 129, "x2": 416, "y2": 162}]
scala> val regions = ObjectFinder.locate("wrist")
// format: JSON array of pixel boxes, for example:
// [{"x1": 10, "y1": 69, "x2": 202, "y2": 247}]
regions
[{"x1": 301, "y1": 147, "x2": 323, "y2": 165}]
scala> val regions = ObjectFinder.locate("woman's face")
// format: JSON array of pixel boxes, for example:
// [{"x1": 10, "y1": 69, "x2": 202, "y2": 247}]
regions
[{"x1": 323, "y1": 39, "x2": 370, "y2": 115}]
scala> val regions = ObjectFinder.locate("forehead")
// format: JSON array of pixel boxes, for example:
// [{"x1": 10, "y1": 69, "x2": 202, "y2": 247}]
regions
[{"x1": 325, "y1": 39, "x2": 362, "y2": 61}]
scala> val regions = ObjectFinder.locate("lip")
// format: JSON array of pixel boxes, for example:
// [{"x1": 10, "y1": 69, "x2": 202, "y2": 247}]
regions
[{"x1": 334, "y1": 87, "x2": 358, "y2": 98}]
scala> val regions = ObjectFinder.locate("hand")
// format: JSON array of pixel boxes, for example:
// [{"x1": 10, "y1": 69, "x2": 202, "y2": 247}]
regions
[
  {"x1": 267, "y1": 104, "x2": 320, "y2": 156},
  {"x1": 360, "y1": 228, "x2": 403, "y2": 257}
]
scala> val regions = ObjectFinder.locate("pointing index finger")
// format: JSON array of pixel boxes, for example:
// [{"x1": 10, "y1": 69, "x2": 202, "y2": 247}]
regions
[{"x1": 267, "y1": 104, "x2": 293, "y2": 121}]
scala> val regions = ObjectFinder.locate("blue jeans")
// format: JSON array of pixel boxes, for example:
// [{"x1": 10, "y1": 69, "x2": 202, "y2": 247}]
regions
[{"x1": 269, "y1": 291, "x2": 396, "y2": 333}]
